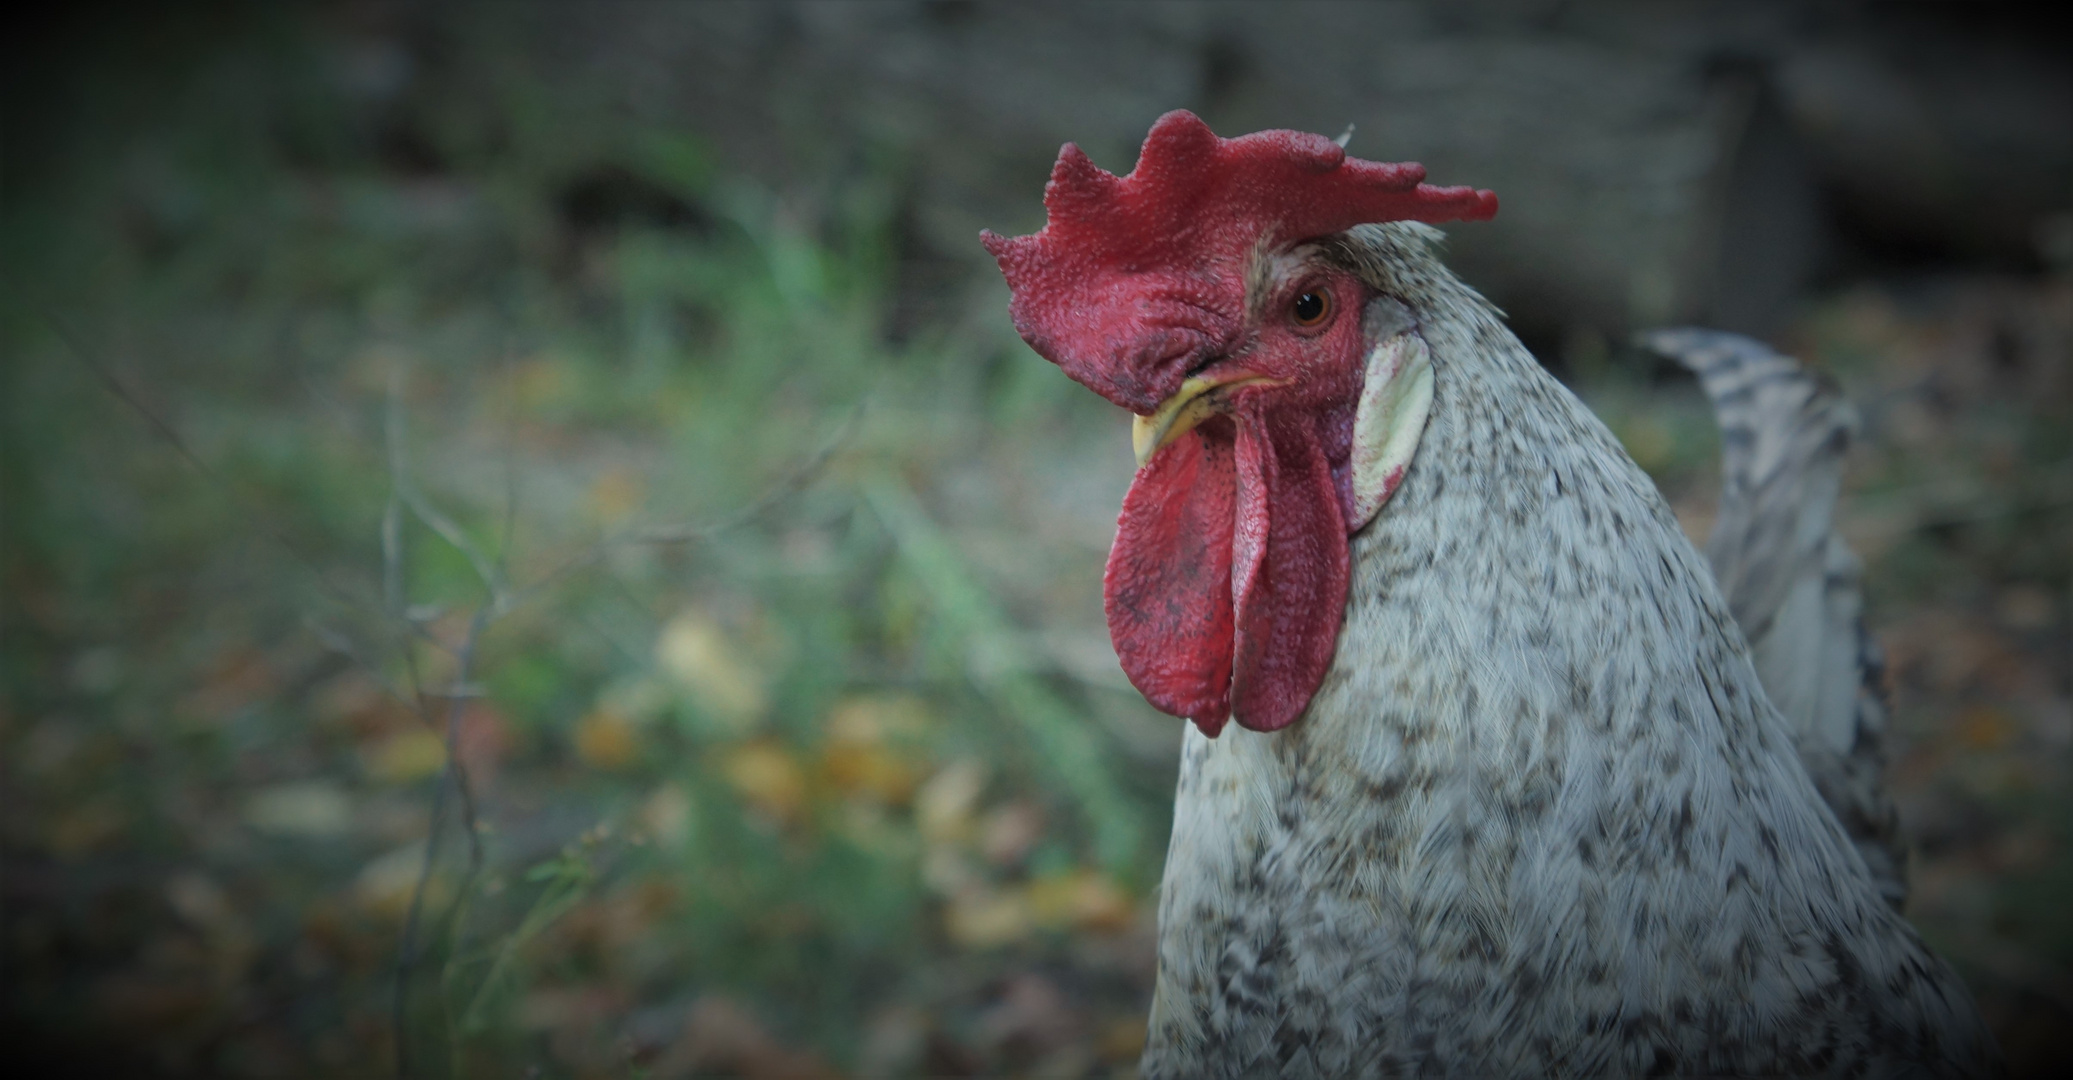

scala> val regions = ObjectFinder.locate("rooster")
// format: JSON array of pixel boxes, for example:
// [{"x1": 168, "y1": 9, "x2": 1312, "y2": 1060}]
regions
[{"x1": 983, "y1": 112, "x2": 1998, "y2": 1078}]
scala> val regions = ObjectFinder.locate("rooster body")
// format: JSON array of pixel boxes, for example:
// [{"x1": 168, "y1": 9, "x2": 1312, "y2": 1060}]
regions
[
  {"x1": 1145, "y1": 225, "x2": 1990, "y2": 1077},
  {"x1": 985, "y1": 113, "x2": 1997, "y2": 1078}
]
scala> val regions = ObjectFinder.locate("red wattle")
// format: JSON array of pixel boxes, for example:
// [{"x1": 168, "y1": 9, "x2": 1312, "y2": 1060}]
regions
[
  {"x1": 1105, "y1": 420, "x2": 1238, "y2": 733},
  {"x1": 1228, "y1": 403, "x2": 1349, "y2": 732},
  {"x1": 1104, "y1": 402, "x2": 1351, "y2": 737}
]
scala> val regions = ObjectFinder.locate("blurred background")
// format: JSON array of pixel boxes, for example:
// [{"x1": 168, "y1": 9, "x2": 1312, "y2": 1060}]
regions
[{"x1": 2, "y1": 2, "x2": 2067, "y2": 1077}]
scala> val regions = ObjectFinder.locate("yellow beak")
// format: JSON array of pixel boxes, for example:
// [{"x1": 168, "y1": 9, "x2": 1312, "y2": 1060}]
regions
[{"x1": 1130, "y1": 374, "x2": 1276, "y2": 467}]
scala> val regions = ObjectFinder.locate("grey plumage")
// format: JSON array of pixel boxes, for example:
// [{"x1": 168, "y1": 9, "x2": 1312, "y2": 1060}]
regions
[
  {"x1": 1641, "y1": 328, "x2": 1908, "y2": 912},
  {"x1": 1142, "y1": 225, "x2": 1998, "y2": 1078}
]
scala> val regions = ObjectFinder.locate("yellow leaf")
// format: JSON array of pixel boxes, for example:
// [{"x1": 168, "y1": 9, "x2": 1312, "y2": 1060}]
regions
[
  {"x1": 364, "y1": 728, "x2": 448, "y2": 784},
  {"x1": 724, "y1": 739, "x2": 807, "y2": 824},
  {"x1": 587, "y1": 467, "x2": 644, "y2": 523},
  {"x1": 819, "y1": 742, "x2": 921, "y2": 807},
  {"x1": 657, "y1": 610, "x2": 767, "y2": 731},
  {"x1": 511, "y1": 356, "x2": 568, "y2": 411},
  {"x1": 1026, "y1": 869, "x2": 1135, "y2": 933},
  {"x1": 575, "y1": 708, "x2": 640, "y2": 770},
  {"x1": 819, "y1": 693, "x2": 930, "y2": 805},
  {"x1": 165, "y1": 872, "x2": 231, "y2": 929},
  {"x1": 641, "y1": 783, "x2": 695, "y2": 848},
  {"x1": 355, "y1": 842, "x2": 448, "y2": 920},
  {"x1": 914, "y1": 760, "x2": 987, "y2": 845},
  {"x1": 1618, "y1": 416, "x2": 1675, "y2": 474},
  {"x1": 823, "y1": 693, "x2": 932, "y2": 744},
  {"x1": 1098, "y1": 1017, "x2": 1148, "y2": 1063},
  {"x1": 245, "y1": 781, "x2": 354, "y2": 839},
  {"x1": 50, "y1": 799, "x2": 127, "y2": 856},
  {"x1": 978, "y1": 800, "x2": 1045, "y2": 866},
  {"x1": 1957, "y1": 706, "x2": 2014, "y2": 751},
  {"x1": 944, "y1": 887, "x2": 1031, "y2": 948}
]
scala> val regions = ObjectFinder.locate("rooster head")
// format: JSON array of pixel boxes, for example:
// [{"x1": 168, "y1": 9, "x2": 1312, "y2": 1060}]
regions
[{"x1": 982, "y1": 110, "x2": 1496, "y2": 736}]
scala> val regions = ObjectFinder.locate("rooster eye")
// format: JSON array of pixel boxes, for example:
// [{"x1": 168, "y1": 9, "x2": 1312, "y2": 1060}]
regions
[{"x1": 1291, "y1": 290, "x2": 1332, "y2": 327}]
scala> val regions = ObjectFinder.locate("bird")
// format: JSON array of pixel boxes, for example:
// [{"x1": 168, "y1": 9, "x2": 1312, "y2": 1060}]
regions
[{"x1": 982, "y1": 111, "x2": 1999, "y2": 1079}]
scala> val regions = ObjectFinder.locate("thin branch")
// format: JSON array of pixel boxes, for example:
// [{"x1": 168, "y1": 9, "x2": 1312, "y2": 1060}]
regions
[
  {"x1": 575, "y1": 610, "x2": 648, "y2": 668},
  {"x1": 42, "y1": 297, "x2": 457, "y2": 719},
  {"x1": 510, "y1": 400, "x2": 863, "y2": 607},
  {"x1": 599, "y1": 563, "x2": 664, "y2": 629},
  {"x1": 391, "y1": 601, "x2": 492, "y2": 1079},
  {"x1": 304, "y1": 617, "x2": 416, "y2": 707},
  {"x1": 404, "y1": 486, "x2": 508, "y2": 606},
  {"x1": 391, "y1": 401, "x2": 866, "y2": 1073},
  {"x1": 495, "y1": 347, "x2": 521, "y2": 582},
  {"x1": 52, "y1": 316, "x2": 215, "y2": 475},
  {"x1": 387, "y1": 382, "x2": 493, "y2": 1080},
  {"x1": 42, "y1": 310, "x2": 390, "y2": 626},
  {"x1": 385, "y1": 366, "x2": 509, "y2": 609},
  {"x1": 383, "y1": 493, "x2": 406, "y2": 618}
]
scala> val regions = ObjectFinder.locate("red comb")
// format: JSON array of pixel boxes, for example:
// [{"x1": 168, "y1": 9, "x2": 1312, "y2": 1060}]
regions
[{"x1": 982, "y1": 110, "x2": 1497, "y2": 412}]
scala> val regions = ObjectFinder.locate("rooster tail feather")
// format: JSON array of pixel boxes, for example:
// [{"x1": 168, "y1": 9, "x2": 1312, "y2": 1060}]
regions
[{"x1": 1642, "y1": 328, "x2": 1908, "y2": 910}]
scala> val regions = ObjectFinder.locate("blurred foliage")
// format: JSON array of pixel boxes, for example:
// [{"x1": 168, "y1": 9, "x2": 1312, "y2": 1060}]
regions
[
  {"x1": 5, "y1": 6, "x2": 2069, "y2": 1079},
  {"x1": 4, "y1": 9, "x2": 1167, "y2": 1078}
]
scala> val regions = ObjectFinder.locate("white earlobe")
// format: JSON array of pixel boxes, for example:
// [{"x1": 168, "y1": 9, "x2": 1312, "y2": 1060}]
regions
[{"x1": 1347, "y1": 333, "x2": 1434, "y2": 532}]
